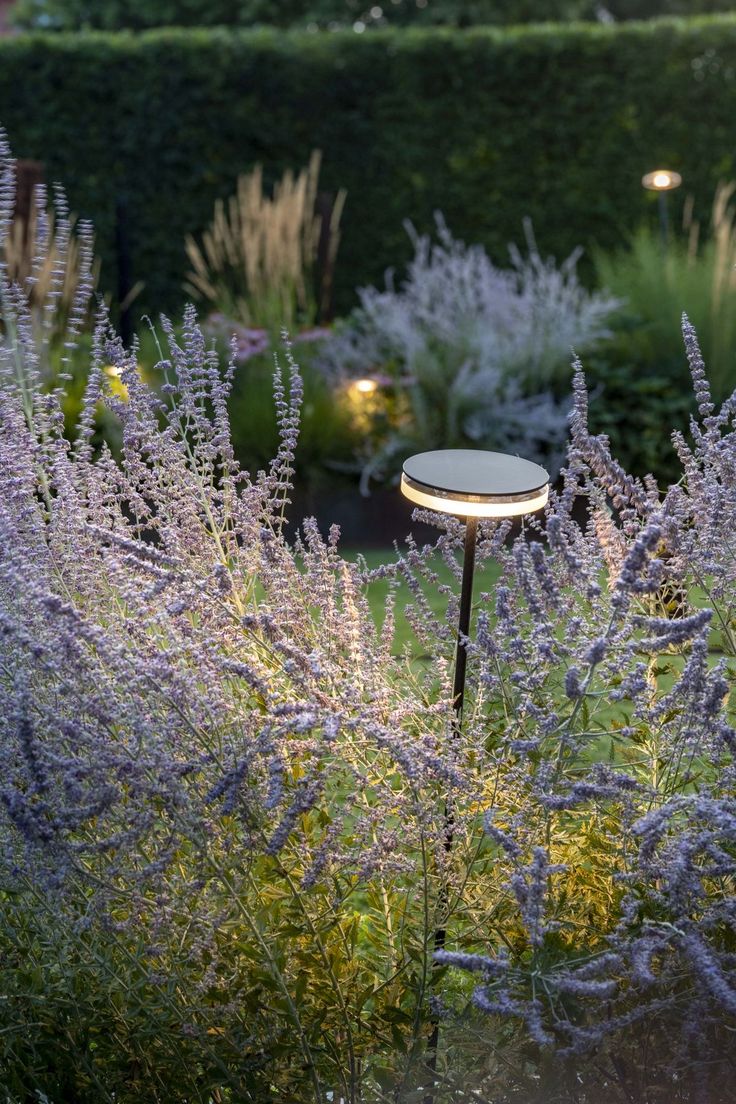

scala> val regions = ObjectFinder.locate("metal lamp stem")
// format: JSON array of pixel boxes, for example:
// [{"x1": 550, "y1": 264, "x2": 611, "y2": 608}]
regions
[
  {"x1": 425, "y1": 514, "x2": 478, "y2": 1103},
  {"x1": 658, "y1": 190, "x2": 669, "y2": 249},
  {"x1": 452, "y1": 515, "x2": 478, "y2": 730}
]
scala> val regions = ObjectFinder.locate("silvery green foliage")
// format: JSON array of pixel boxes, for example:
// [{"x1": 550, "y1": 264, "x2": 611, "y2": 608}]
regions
[{"x1": 317, "y1": 215, "x2": 620, "y2": 478}]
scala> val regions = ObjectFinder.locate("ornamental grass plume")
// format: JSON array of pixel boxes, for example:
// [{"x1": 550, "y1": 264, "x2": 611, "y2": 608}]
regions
[
  {"x1": 1, "y1": 129, "x2": 736, "y2": 1103},
  {"x1": 185, "y1": 151, "x2": 346, "y2": 334}
]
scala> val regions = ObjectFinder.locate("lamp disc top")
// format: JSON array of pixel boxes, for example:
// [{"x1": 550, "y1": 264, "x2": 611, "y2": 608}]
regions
[{"x1": 402, "y1": 449, "x2": 549, "y2": 499}]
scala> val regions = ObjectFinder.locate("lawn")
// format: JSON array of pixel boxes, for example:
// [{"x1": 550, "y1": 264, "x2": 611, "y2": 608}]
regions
[{"x1": 345, "y1": 547, "x2": 503, "y2": 655}]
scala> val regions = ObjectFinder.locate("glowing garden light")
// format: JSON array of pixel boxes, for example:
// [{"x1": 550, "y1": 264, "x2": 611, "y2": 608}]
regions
[
  {"x1": 400, "y1": 447, "x2": 549, "y2": 1099},
  {"x1": 401, "y1": 449, "x2": 549, "y2": 727},
  {"x1": 642, "y1": 169, "x2": 682, "y2": 192},
  {"x1": 352, "y1": 377, "x2": 379, "y2": 395},
  {"x1": 642, "y1": 168, "x2": 682, "y2": 246},
  {"x1": 401, "y1": 450, "x2": 549, "y2": 519}
]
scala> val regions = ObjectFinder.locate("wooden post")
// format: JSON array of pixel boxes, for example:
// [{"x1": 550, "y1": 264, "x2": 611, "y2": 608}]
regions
[
  {"x1": 315, "y1": 190, "x2": 344, "y2": 324},
  {"x1": 14, "y1": 160, "x2": 45, "y2": 259},
  {"x1": 15, "y1": 159, "x2": 45, "y2": 224}
]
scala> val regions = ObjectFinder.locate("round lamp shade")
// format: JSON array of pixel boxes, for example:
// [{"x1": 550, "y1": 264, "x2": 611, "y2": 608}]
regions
[
  {"x1": 642, "y1": 169, "x2": 682, "y2": 192},
  {"x1": 401, "y1": 449, "x2": 550, "y2": 518}
]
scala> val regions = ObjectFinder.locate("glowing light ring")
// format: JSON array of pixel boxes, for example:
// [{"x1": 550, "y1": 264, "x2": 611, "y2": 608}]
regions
[{"x1": 400, "y1": 473, "x2": 549, "y2": 518}]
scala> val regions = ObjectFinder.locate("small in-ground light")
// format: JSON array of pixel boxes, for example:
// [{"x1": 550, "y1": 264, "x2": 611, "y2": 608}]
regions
[{"x1": 353, "y1": 378, "x2": 378, "y2": 395}]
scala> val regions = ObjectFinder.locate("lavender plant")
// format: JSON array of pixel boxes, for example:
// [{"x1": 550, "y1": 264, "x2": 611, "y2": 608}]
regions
[
  {"x1": 0, "y1": 133, "x2": 474, "y2": 1103},
  {"x1": 1, "y1": 128, "x2": 735, "y2": 1104},
  {"x1": 434, "y1": 318, "x2": 736, "y2": 1102},
  {"x1": 0, "y1": 136, "x2": 95, "y2": 379},
  {"x1": 317, "y1": 216, "x2": 620, "y2": 487}
]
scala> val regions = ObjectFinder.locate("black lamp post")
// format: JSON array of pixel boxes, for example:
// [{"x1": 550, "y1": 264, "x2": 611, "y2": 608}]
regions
[{"x1": 400, "y1": 448, "x2": 550, "y2": 1100}]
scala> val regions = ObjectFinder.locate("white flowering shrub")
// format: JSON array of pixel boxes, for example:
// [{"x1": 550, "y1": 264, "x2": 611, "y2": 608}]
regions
[
  {"x1": 317, "y1": 216, "x2": 620, "y2": 483},
  {"x1": 1, "y1": 134, "x2": 735, "y2": 1104}
]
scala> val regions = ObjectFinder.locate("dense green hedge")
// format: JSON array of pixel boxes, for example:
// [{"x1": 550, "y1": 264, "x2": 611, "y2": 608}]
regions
[
  {"x1": 2, "y1": 18, "x2": 736, "y2": 318},
  {"x1": 11, "y1": 0, "x2": 736, "y2": 31}
]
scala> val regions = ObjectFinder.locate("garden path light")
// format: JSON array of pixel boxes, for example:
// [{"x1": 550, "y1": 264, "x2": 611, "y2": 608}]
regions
[
  {"x1": 642, "y1": 168, "x2": 682, "y2": 246},
  {"x1": 401, "y1": 448, "x2": 549, "y2": 728},
  {"x1": 352, "y1": 377, "x2": 378, "y2": 394},
  {"x1": 401, "y1": 448, "x2": 549, "y2": 1102},
  {"x1": 642, "y1": 170, "x2": 682, "y2": 192}
]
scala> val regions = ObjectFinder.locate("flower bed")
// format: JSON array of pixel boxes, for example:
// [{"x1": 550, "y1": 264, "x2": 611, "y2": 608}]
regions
[{"x1": 1, "y1": 135, "x2": 735, "y2": 1104}]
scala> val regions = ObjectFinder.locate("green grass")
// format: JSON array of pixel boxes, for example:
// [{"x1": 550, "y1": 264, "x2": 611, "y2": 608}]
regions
[{"x1": 345, "y1": 548, "x2": 502, "y2": 656}]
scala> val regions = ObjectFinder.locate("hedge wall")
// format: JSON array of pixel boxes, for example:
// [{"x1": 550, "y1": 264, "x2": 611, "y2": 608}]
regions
[
  {"x1": 11, "y1": 0, "x2": 736, "y2": 32},
  {"x1": 1, "y1": 17, "x2": 735, "y2": 319}
]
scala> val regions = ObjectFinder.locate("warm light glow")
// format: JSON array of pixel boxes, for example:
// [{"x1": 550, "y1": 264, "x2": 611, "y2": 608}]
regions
[
  {"x1": 400, "y1": 474, "x2": 549, "y2": 518},
  {"x1": 353, "y1": 378, "x2": 378, "y2": 394},
  {"x1": 642, "y1": 169, "x2": 682, "y2": 192},
  {"x1": 102, "y1": 363, "x2": 142, "y2": 402}
]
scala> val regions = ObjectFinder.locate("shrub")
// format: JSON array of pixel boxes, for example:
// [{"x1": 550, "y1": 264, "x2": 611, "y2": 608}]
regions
[
  {"x1": 135, "y1": 317, "x2": 360, "y2": 486},
  {"x1": 590, "y1": 182, "x2": 736, "y2": 482},
  {"x1": 316, "y1": 216, "x2": 618, "y2": 483},
  {"x1": 2, "y1": 19, "x2": 736, "y2": 319},
  {"x1": 2, "y1": 135, "x2": 736, "y2": 1103},
  {"x1": 437, "y1": 328, "x2": 736, "y2": 1100}
]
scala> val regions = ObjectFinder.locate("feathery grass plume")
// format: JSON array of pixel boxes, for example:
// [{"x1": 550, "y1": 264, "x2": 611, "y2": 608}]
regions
[{"x1": 184, "y1": 151, "x2": 345, "y2": 333}]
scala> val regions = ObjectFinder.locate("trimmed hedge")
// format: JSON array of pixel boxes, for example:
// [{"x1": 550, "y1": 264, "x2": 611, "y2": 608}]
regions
[
  {"x1": 1, "y1": 18, "x2": 736, "y2": 318},
  {"x1": 11, "y1": 0, "x2": 736, "y2": 31}
]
